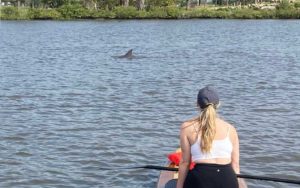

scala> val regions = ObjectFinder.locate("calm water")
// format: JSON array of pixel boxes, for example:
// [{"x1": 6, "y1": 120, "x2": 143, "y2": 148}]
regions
[{"x1": 0, "y1": 20, "x2": 299, "y2": 188}]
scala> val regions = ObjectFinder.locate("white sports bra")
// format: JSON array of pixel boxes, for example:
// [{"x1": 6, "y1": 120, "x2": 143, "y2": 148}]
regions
[{"x1": 191, "y1": 127, "x2": 233, "y2": 162}]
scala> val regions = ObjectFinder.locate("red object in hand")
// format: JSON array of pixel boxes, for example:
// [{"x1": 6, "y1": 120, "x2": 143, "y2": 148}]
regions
[{"x1": 167, "y1": 152, "x2": 195, "y2": 170}]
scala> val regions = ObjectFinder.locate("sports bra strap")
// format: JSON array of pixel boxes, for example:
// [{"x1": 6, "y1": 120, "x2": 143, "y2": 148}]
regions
[
  {"x1": 226, "y1": 126, "x2": 230, "y2": 137},
  {"x1": 192, "y1": 123, "x2": 198, "y2": 134}
]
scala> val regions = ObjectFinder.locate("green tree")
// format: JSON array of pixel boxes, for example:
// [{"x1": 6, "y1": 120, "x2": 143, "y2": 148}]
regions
[
  {"x1": 121, "y1": 0, "x2": 129, "y2": 6},
  {"x1": 42, "y1": 0, "x2": 66, "y2": 8},
  {"x1": 98, "y1": 0, "x2": 118, "y2": 9},
  {"x1": 136, "y1": 0, "x2": 144, "y2": 10},
  {"x1": 31, "y1": 0, "x2": 42, "y2": 7},
  {"x1": 147, "y1": 0, "x2": 176, "y2": 7},
  {"x1": 277, "y1": 0, "x2": 291, "y2": 9}
]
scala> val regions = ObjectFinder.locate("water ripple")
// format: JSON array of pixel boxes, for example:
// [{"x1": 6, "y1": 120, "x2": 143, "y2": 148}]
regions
[{"x1": 0, "y1": 20, "x2": 300, "y2": 188}]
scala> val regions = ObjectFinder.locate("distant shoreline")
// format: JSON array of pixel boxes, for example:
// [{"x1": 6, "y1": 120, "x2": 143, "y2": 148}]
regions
[{"x1": 1, "y1": 5, "x2": 300, "y2": 20}]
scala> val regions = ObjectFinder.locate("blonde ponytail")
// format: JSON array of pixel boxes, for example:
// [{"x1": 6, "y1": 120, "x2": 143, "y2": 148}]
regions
[{"x1": 199, "y1": 104, "x2": 217, "y2": 153}]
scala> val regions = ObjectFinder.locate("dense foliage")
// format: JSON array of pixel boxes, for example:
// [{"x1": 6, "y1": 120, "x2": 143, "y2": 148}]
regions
[{"x1": 1, "y1": 0, "x2": 299, "y2": 19}]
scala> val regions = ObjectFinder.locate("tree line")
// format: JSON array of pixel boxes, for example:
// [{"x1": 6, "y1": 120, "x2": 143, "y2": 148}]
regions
[
  {"x1": 1, "y1": 0, "x2": 299, "y2": 20},
  {"x1": 2, "y1": 0, "x2": 281, "y2": 9},
  {"x1": 3, "y1": 0, "x2": 183, "y2": 9}
]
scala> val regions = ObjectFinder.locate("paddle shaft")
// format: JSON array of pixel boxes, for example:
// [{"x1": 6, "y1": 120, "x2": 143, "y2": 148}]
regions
[
  {"x1": 100, "y1": 165, "x2": 300, "y2": 185},
  {"x1": 143, "y1": 165, "x2": 300, "y2": 185}
]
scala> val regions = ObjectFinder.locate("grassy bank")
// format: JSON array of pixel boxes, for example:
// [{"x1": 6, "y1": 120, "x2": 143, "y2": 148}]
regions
[{"x1": 1, "y1": 5, "x2": 300, "y2": 20}]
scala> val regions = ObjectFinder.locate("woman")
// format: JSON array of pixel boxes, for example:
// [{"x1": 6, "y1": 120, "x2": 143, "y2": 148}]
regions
[{"x1": 176, "y1": 86, "x2": 240, "y2": 188}]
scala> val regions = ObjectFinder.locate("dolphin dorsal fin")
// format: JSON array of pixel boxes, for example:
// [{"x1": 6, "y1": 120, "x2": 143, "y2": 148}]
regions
[{"x1": 124, "y1": 49, "x2": 133, "y2": 57}]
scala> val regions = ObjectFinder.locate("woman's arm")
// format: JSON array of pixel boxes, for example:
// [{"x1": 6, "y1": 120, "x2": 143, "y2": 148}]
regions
[
  {"x1": 176, "y1": 123, "x2": 191, "y2": 188},
  {"x1": 231, "y1": 126, "x2": 248, "y2": 188},
  {"x1": 231, "y1": 126, "x2": 240, "y2": 174}
]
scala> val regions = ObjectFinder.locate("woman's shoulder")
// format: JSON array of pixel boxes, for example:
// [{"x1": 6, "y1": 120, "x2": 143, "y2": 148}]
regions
[
  {"x1": 180, "y1": 117, "x2": 198, "y2": 130},
  {"x1": 224, "y1": 122, "x2": 239, "y2": 142},
  {"x1": 217, "y1": 118, "x2": 239, "y2": 141},
  {"x1": 217, "y1": 118, "x2": 237, "y2": 132}
]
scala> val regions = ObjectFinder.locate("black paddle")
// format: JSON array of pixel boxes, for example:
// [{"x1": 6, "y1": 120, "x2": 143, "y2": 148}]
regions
[{"x1": 99, "y1": 165, "x2": 300, "y2": 185}]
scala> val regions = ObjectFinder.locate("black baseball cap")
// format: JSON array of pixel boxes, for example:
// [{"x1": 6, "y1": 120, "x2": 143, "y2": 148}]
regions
[{"x1": 197, "y1": 86, "x2": 219, "y2": 109}]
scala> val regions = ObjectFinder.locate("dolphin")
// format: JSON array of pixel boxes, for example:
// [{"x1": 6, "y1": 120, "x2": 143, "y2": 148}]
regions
[{"x1": 115, "y1": 49, "x2": 134, "y2": 59}]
